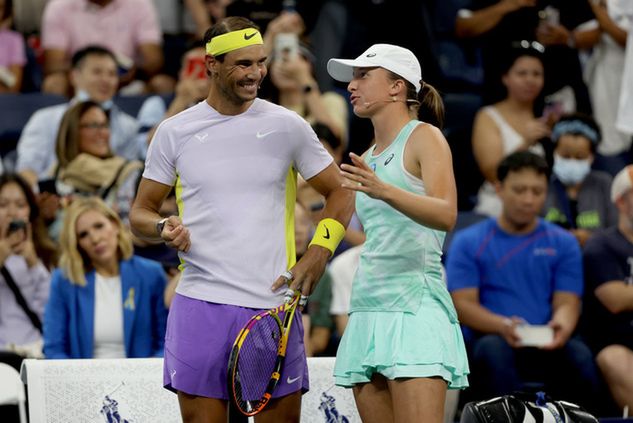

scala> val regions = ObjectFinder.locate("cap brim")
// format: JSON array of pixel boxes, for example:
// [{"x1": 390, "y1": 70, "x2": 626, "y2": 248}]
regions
[{"x1": 327, "y1": 58, "x2": 376, "y2": 82}]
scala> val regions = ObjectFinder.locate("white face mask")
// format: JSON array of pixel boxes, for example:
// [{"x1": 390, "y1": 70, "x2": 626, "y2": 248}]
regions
[{"x1": 552, "y1": 154, "x2": 591, "y2": 185}]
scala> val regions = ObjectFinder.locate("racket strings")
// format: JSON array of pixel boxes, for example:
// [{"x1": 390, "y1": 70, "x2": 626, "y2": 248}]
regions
[{"x1": 234, "y1": 315, "x2": 282, "y2": 407}]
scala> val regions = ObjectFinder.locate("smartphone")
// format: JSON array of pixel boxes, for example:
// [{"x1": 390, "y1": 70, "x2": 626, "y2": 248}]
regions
[
  {"x1": 38, "y1": 179, "x2": 58, "y2": 195},
  {"x1": 275, "y1": 33, "x2": 299, "y2": 60},
  {"x1": 7, "y1": 219, "x2": 27, "y2": 235},
  {"x1": 182, "y1": 54, "x2": 207, "y2": 80},
  {"x1": 516, "y1": 325, "x2": 554, "y2": 347}
]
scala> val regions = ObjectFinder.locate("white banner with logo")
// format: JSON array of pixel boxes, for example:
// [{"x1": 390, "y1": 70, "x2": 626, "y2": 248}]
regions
[{"x1": 20, "y1": 357, "x2": 360, "y2": 422}]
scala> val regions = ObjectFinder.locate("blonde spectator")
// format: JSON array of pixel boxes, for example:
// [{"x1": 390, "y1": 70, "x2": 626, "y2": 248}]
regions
[{"x1": 43, "y1": 197, "x2": 168, "y2": 359}]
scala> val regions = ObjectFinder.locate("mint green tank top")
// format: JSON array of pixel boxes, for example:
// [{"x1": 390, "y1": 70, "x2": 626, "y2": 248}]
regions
[{"x1": 350, "y1": 120, "x2": 456, "y2": 318}]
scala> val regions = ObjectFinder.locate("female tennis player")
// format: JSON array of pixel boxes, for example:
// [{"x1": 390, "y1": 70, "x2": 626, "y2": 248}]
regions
[{"x1": 327, "y1": 44, "x2": 469, "y2": 422}]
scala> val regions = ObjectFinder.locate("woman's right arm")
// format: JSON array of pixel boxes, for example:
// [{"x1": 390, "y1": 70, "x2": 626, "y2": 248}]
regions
[
  {"x1": 472, "y1": 110, "x2": 504, "y2": 183},
  {"x1": 43, "y1": 271, "x2": 70, "y2": 359}
]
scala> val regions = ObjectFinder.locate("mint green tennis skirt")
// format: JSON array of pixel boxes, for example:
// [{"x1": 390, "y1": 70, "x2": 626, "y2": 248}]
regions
[{"x1": 334, "y1": 286, "x2": 469, "y2": 389}]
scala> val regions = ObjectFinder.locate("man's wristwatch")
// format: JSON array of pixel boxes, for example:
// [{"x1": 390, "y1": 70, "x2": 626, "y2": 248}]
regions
[{"x1": 156, "y1": 217, "x2": 168, "y2": 236}]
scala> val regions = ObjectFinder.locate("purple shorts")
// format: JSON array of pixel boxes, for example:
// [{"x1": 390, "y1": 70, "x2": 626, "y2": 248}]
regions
[{"x1": 163, "y1": 293, "x2": 309, "y2": 400}]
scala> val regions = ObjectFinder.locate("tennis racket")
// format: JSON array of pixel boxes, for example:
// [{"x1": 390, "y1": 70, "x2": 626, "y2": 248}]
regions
[{"x1": 227, "y1": 289, "x2": 301, "y2": 416}]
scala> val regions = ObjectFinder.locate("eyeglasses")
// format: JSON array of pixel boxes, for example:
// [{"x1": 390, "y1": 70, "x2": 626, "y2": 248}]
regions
[
  {"x1": 79, "y1": 122, "x2": 110, "y2": 130},
  {"x1": 512, "y1": 40, "x2": 545, "y2": 54}
]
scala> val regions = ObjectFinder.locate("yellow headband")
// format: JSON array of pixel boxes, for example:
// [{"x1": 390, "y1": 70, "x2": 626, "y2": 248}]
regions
[{"x1": 206, "y1": 29, "x2": 264, "y2": 56}]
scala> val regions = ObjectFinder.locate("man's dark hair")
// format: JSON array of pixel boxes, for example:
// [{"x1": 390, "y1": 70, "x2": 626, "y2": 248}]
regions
[
  {"x1": 71, "y1": 45, "x2": 117, "y2": 69},
  {"x1": 2, "y1": 0, "x2": 13, "y2": 22},
  {"x1": 499, "y1": 40, "x2": 545, "y2": 77},
  {"x1": 497, "y1": 151, "x2": 549, "y2": 183},
  {"x1": 203, "y1": 16, "x2": 260, "y2": 63},
  {"x1": 312, "y1": 122, "x2": 341, "y2": 151}
]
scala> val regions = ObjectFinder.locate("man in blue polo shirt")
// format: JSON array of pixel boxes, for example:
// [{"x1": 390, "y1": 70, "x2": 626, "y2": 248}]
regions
[{"x1": 446, "y1": 151, "x2": 602, "y2": 412}]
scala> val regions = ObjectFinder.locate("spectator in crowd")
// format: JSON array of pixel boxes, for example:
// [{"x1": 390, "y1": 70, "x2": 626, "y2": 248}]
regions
[
  {"x1": 40, "y1": 0, "x2": 164, "y2": 96},
  {"x1": 53, "y1": 101, "x2": 144, "y2": 223},
  {"x1": 447, "y1": 151, "x2": 602, "y2": 412},
  {"x1": 455, "y1": 0, "x2": 598, "y2": 112},
  {"x1": 264, "y1": 39, "x2": 348, "y2": 147},
  {"x1": 472, "y1": 42, "x2": 549, "y2": 217},
  {"x1": 16, "y1": 46, "x2": 141, "y2": 187},
  {"x1": 584, "y1": 0, "x2": 633, "y2": 176},
  {"x1": 0, "y1": 174, "x2": 57, "y2": 369},
  {"x1": 581, "y1": 164, "x2": 633, "y2": 412},
  {"x1": 543, "y1": 113, "x2": 617, "y2": 246},
  {"x1": 43, "y1": 197, "x2": 168, "y2": 359},
  {"x1": 0, "y1": 0, "x2": 26, "y2": 93}
]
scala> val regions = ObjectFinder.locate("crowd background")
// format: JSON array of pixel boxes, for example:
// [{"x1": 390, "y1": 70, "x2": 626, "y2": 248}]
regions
[{"x1": 1, "y1": 0, "x2": 633, "y2": 419}]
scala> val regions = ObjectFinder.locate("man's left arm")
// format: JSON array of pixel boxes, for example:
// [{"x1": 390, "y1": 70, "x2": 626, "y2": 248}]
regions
[{"x1": 271, "y1": 163, "x2": 354, "y2": 297}]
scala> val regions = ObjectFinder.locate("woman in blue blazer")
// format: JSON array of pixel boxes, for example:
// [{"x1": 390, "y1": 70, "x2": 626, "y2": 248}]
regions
[{"x1": 44, "y1": 197, "x2": 168, "y2": 359}]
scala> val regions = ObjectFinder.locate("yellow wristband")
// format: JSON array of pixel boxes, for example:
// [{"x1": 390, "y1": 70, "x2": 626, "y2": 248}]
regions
[{"x1": 308, "y1": 218, "x2": 345, "y2": 256}]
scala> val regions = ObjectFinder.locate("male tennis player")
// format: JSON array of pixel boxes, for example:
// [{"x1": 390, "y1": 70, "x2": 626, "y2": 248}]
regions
[{"x1": 130, "y1": 16, "x2": 353, "y2": 422}]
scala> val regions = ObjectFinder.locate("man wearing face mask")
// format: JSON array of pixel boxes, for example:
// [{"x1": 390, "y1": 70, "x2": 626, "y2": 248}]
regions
[
  {"x1": 16, "y1": 46, "x2": 141, "y2": 188},
  {"x1": 543, "y1": 113, "x2": 617, "y2": 247}
]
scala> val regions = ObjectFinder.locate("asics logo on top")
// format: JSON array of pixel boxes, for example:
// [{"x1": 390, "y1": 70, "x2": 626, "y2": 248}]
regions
[
  {"x1": 256, "y1": 130, "x2": 277, "y2": 138},
  {"x1": 366, "y1": 53, "x2": 376, "y2": 57},
  {"x1": 287, "y1": 376, "x2": 301, "y2": 384},
  {"x1": 384, "y1": 153, "x2": 395, "y2": 166},
  {"x1": 244, "y1": 32, "x2": 257, "y2": 40}
]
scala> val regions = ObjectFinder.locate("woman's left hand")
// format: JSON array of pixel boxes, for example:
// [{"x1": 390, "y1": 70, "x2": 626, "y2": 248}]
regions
[
  {"x1": 340, "y1": 153, "x2": 391, "y2": 200},
  {"x1": 12, "y1": 224, "x2": 39, "y2": 268}
]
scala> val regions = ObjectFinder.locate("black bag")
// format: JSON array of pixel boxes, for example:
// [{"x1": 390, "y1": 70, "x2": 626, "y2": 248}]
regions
[{"x1": 460, "y1": 392, "x2": 599, "y2": 423}]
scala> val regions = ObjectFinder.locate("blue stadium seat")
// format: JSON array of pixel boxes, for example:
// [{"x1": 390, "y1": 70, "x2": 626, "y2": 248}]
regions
[{"x1": 0, "y1": 93, "x2": 67, "y2": 157}]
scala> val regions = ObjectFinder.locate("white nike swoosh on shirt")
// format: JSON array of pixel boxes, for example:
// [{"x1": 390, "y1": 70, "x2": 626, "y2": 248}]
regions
[
  {"x1": 256, "y1": 130, "x2": 277, "y2": 138},
  {"x1": 286, "y1": 376, "x2": 301, "y2": 384}
]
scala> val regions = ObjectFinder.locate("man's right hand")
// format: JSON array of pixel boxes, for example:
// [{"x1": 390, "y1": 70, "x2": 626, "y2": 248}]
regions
[
  {"x1": 499, "y1": 315, "x2": 525, "y2": 347},
  {"x1": 160, "y1": 216, "x2": 191, "y2": 253}
]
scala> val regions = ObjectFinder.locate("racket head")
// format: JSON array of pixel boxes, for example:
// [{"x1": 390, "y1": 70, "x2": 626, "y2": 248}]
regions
[{"x1": 227, "y1": 293, "x2": 300, "y2": 416}]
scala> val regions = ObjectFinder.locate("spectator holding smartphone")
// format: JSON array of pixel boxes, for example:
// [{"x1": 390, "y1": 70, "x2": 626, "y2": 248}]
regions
[{"x1": 0, "y1": 173, "x2": 57, "y2": 372}]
